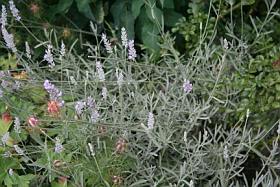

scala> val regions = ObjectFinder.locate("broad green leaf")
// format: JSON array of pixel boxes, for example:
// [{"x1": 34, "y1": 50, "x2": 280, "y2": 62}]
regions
[
  {"x1": 110, "y1": 0, "x2": 127, "y2": 26},
  {"x1": 164, "y1": 10, "x2": 183, "y2": 27},
  {"x1": 0, "y1": 119, "x2": 12, "y2": 136},
  {"x1": 145, "y1": 5, "x2": 163, "y2": 27},
  {"x1": 48, "y1": 0, "x2": 74, "y2": 20},
  {"x1": 131, "y1": 0, "x2": 145, "y2": 19},
  {"x1": 75, "y1": 0, "x2": 95, "y2": 20}
]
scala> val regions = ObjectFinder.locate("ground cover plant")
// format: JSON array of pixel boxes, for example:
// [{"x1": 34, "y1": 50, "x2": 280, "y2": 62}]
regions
[{"x1": 0, "y1": 0, "x2": 280, "y2": 187}]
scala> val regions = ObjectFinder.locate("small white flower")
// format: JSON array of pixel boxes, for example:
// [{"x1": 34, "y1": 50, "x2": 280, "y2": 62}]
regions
[
  {"x1": 116, "y1": 69, "x2": 124, "y2": 87},
  {"x1": 183, "y1": 131, "x2": 187, "y2": 142},
  {"x1": 9, "y1": 0, "x2": 21, "y2": 21},
  {"x1": 2, "y1": 26, "x2": 17, "y2": 53},
  {"x1": 223, "y1": 38, "x2": 228, "y2": 50},
  {"x1": 1, "y1": 132, "x2": 9, "y2": 145},
  {"x1": 128, "y1": 40, "x2": 136, "y2": 61},
  {"x1": 59, "y1": 41, "x2": 66, "y2": 60},
  {"x1": 44, "y1": 44, "x2": 54, "y2": 68},
  {"x1": 1, "y1": 5, "x2": 7, "y2": 26},
  {"x1": 121, "y1": 27, "x2": 128, "y2": 48},
  {"x1": 101, "y1": 87, "x2": 107, "y2": 100},
  {"x1": 88, "y1": 143, "x2": 95, "y2": 156},
  {"x1": 90, "y1": 109, "x2": 100, "y2": 123},
  {"x1": 14, "y1": 117, "x2": 21, "y2": 133},
  {"x1": 54, "y1": 137, "x2": 64, "y2": 153},
  {"x1": 223, "y1": 145, "x2": 229, "y2": 160},
  {"x1": 25, "y1": 41, "x2": 31, "y2": 59},
  {"x1": 8, "y1": 168, "x2": 13, "y2": 176},
  {"x1": 246, "y1": 109, "x2": 250, "y2": 119},
  {"x1": 189, "y1": 180, "x2": 194, "y2": 187},
  {"x1": 96, "y1": 61, "x2": 105, "y2": 82},
  {"x1": 101, "y1": 33, "x2": 113, "y2": 54},
  {"x1": 14, "y1": 145, "x2": 24, "y2": 155},
  {"x1": 147, "y1": 112, "x2": 154, "y2": 130}
]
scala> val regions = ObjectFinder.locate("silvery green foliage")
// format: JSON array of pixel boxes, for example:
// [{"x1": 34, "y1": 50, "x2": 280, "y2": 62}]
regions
[
  {"x1": 15, "y1": 1, "x2": 280, "y2": 184},
  {"x1": 20, "y1": 29, "x2": 280, "y2": 186}
]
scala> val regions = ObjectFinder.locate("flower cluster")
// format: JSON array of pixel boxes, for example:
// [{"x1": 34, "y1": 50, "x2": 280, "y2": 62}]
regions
[
  {"x1": 147, "y1": 112, "x2": 154, "y2": 130},
  {"x1": 9, "y1": 0, "x2": 21, "y2": 21},
  {"x1": 96, "y1": 61, "x2": 105, "y2": 82},
  {"x1": 1, "y1": 5, "x2": 7, "y2": 26},
  {"x1": 101, "y1": 33, "x2": 113, "y2": 54},
  {"x1": 1, "y1": 132, "x2": 9, "y2": 145},
  {"x1": 183, "y1": 79, "x2": 192, "y2": 93},
  {"x1": 1, "y1": 25, "x2": 17, "y2": 53},
  {"x1": 75, "y1": 96, "x2": 100, "y2": 123},
  {"x1": 101, "y1": 87, "x2": 108, "y2": 100},
  {"x1": 44, "y1": 45, "x2": 54, "y2": 68},
  {"x1": 121, "y1": 27, "x2": 128, "y2": 48},
  {"x1": 116, "y1": 68, "x2": 124, "y2": 87},
  {"x1": 14, "y1": 145, "x2": 24, "y2": 155},
  {"x1": 59, "y1": 41, "x2": 66, "y2": 60},
  {"x1": 119, "y1": 28, "x2": 137, "y2": 61},
  {"x1": 44, "y1": 80, "x2": 64, "y2": 107},
  {"x1": 128, "y1": 40, "x2": 136, "y2": 61},
  {"x1": 14, "y1": 117, "x2": 21, "y2": 133},
  {"x1": 54, "y1": 137, "x2": 64, "y2": 153},
  {"x1": 25, "y1": 41, "x2": 31, "y2": 59}
]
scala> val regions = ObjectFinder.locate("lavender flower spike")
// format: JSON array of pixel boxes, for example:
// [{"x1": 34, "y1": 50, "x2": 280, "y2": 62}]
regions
[
  {"x1": 54, "y1": 137, "x2": 64, "y2": 153},
  {"x1": 44, "y1": 45, "x2": 54, "y2": 68},
  {"x1": 183, "y1": 79, "x2": 192, "y2": 93},
  {"x1": 147, "y1": 112, "x2": 154, "y2": 130},
  {"x1": 44, "y1": 80, "x2": 64, "y2": 107},
  {"x1": 128, "y1": 40, "x2": 136, "y2": 61},
  {"x1": 96, "y1": 61, "x2": 105, "y2": 82},
  {"x1": 1, "y1": 132, "x2": 9, "y2": 145},
  {"x1": 9, "y1": 0, "x2": 21, "y2": 21},
  {"x1": 101, "y1": 33, "x2": 113, "y2": 54},
  {"x1": 121, "y1": 27, "x2": 128, "y2": 48},
  {"x1": 75, "y1": 101, "x2": 85, "y2": 115},
  {"x1": 2, "y1": 26, "x2": 17, "y2": 53},
  {"x1": 1, "y1": 5, "x2": 7, "y2": 26}
]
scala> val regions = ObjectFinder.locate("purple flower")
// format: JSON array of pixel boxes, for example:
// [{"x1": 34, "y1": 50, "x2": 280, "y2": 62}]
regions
[
  {"x1": 121, "y1": 27, "x2": 128, "y2": 48},
  {"x1": 1, "y1": 26, "x2": 17, "y2": 53},
  {"x1": 86, "y1": 96, "x2": 95, "y2": 108},
  {"x1": 1, "y1": 132, "x2": 9, "y2": 145},
  {"x1": 90, "y1": 109, "x2": 99, "y2": 123},
  {"x1": 128, "y1": 40, "x2": 136, "y2": 61},
  {"x1": 54, "y1": 137, "x2": 63, "y2": 153},
  {"x1": 1, "y1": 5, "x2": 7, "y2": 26},
  {"x1": 44, "y1": 80, "x2": 64, "y2": 107},
  {"x1": 96, "y1": 61, "x2": 105, "y2": 82},
  {"x1": 183, "y1": 80, "x2": 192, "y2": 93},
  {"x1": 75, "y1": 101, "x2": 85, "y2": 115},
  {"x1": 101, "y1": 33, "x2": 113, "y2": 54},
  {"x1": 44, "y1": 45, "x2": 54, "y2": 68},
  {"x1": 9, "y1": 0, "x2": 21, "y2": 21}
]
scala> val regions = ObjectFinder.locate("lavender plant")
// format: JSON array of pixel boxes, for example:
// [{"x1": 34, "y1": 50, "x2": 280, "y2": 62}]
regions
[{"x1": 0, "y1": 1, "x2": 279, "y2": 186}]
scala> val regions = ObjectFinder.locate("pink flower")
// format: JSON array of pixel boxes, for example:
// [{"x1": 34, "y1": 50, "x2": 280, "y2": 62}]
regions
[{"x1": 28, "y1": 116, "x2": 39, "y2": 127}]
